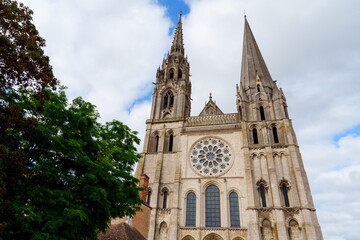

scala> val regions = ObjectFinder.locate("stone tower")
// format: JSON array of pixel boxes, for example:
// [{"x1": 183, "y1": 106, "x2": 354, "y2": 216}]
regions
[{"x1": 135, "y1": 16, "x2": 323, "y2": 240}]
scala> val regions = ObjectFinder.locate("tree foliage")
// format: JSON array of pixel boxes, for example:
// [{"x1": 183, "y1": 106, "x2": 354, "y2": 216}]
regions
[
  {"x1": 1, "y1": 0, "x2": 56, "y2": 233},
  {"x1": 1, "y1": 1, "x2": 142, "y2": 239}
]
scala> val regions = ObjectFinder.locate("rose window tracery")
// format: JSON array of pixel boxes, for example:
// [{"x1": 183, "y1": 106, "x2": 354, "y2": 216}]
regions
[{"x1": 190, "y1": 137, "x2": 233, "y2": 177}]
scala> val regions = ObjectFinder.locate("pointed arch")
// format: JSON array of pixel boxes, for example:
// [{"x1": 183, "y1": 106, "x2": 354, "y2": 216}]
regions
[
  {"x1": 257, "y1": 179, "x2": 268, "y2": 207},
  {"x1": 169, "y1": 68, "x2": 175, "y2": 79},
  {"x1": 146, "y1": 189, "x2": 152, "y2": 205},
  {"x1": 280, "y1": 179, "x2": 290, "y2": 207},
  {"x1": 259, "y1": 105, "x2": 265, "y2": 120},
  {"x1": 272, "y1": 126, "x2": 279, "y2": 143},
  {"x1": 288, "y1": 219, "x2": 302, "y2": 240},
  {"x1": 203, "y1": 233, "x2": 223, "y2": 240},
  {"x1": 178, "y1": 68, "x2": 182, "y2": 79},
  {"x1": 148, "y1": 131, "x2": 160, "y2": 153},
  {"x1": 182, "y1": 236, "x2": 195, "y2": 240},
  {"x1": 159, "y1": 221, "x2": 168, "y2": 240},
  {"x1": 165, "y1": 130, "x2": 174, "y2": 152},
  {"x1": 252, "y1": 128, "x2": 259, "y2": 144},
  {"x1": 163, "y1": 190, "x2": 168, "y2": 208},
  {"x1": 261, "y1": 219, "x2": 274, "y2": 240},
  {"x1": 162, "y1": 90, "x2": 174, "y2": 110}
]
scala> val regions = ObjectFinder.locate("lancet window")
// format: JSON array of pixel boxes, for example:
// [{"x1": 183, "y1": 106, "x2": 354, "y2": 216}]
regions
[
  {"x1": 185, "y1": 192, "x2": 196, "y2": 226},
  {"x1": 259, "y1": 106, "x2": 265, "y2": 120},
  {"x1": 253, "y1": 128, "x2": 259, "y2": 144},
  {"x1": 205, "y1": 185, "x2": 221, "y2": 227},
  {"x1": 162, "y1": 90, "x2": 174, "y2": 109},
  {"x1": 229, "y1": 192, "x2": 240, "y2": 227},
  {"x1": 280, "y1": 181, "x2": 290, "y2": 207},
  {"x1": 272, "y1": 126, "x2": 279, "y2": 143}
]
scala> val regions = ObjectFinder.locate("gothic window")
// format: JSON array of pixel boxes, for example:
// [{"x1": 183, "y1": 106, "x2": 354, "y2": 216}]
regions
[
  {"x1": 149, "y1": 131, "x2": 160, "y2": 153},
  {"x1": 178, "y1": 69, "x2": 182, "y2": 79},
  {"x1": 162, "y1": 90, "x2": 174, "y2": 109},
  {"x1": 257, "y1": 84, "x2": 261, "y2": 92},
  {"x1": 163, "y1": 190, "x2": 168, "y2": 208},
  {"x1": 155, "y1": 135, "x2": 160, "y2": 152},
  {"x1": 238, "y1": 106, "x2": 243, "y2": 120},
  {"x1": 205, "y1": 185, "x2": 221, "y2": 227},
  {"x1": 260, "y1": 106, "x2": 265, "y2": 120},
  {"x1": 186, "y1": 192, "x2": 196, "y2": 226},
  {"x1": 253, "y1": 128, "x2": 259, "y2": 144},
  {"x1": 272, "y1": 126, "x2": 279, "y2": 143},
  {"x1": 169, "y1": 69, "x2": 175, "y2": 79},
  {"x1": 169, "y1": 134, "x2": 174, "y2": 152},
  {"x1": 259, "y1": 185, "x2": 267, "y2": 207},
  {"x1": 229, "y1": 192, "x2": 240, "y2": 227},
  {"x1": 280, "y1": 182, "x2": 290, "y2": 207},
  {"x1": 147, "y1": 190, "x2": 152, "y2": 205}
]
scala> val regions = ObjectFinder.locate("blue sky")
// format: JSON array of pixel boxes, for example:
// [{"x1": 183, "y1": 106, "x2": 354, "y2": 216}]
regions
[{"x1": 22, "y1": 0, "x2": 360, "y2": 239}]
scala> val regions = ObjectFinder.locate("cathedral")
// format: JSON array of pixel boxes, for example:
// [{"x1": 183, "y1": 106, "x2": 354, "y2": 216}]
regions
[{"x1": 134, "y1": 16, "x2": 323, "y2": 240}]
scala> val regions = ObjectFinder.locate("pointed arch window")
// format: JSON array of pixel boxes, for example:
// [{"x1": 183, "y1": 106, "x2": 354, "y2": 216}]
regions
[
  {"x1": 146, "y1": 190, "x2": 152, "y2": 205},
  {"x1": 155, "y1": 135, "x2": 160, "y2": 152},
  {"x1": 178, "y1": 69, "x2": 182, "y2": 79},
  {"x1": 186, "y1": 192, "x2": 196, "y2": 226},
  {"x1": 168, "y1": 134, "x2": 174, "y2": 152},
  {"x1": 163, "y1": 190, "x2": 168, "y2": 208},
  {"x1": 229, "y1": 192, "x2": 240, "y2": 227},
  {"x1": 149, "y1": 131, "x2": 160, "y2": 153},
  {"x1": 169, "y1": 69, "x2": 175, "y2": 79},
  {"x1": 162, "y1": 91, "x2": 174, "y2": 109},
  {"x1": 257, "y1": 84, "x2": 261, "y2": 92},
  {"x1": 253, "y1": 128, "x2": 259, "y2": 144},
  {"x1": 272, "y1": 126, "x2": 279, "y2": 143},
  {"x1": 206, "y1": 185, "x2": 221, "y2": 227},
  {"x1": 280, "y1": 183, "x2": 290, "y2": 207},
  {"x1": 259, "y1": 106, "x2": 265, "y2": 120},
  {"x1": 259, "y1": 185, "x2": 267, "y2": 207}
]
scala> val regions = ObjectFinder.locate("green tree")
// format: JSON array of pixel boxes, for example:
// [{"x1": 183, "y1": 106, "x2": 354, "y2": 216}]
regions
[
  {"x1": 1, "y1": 0, "x2": 56, "y2": 232},
  {"x1": 1, "y1": 1, "x2": 142, "y2": 239}
]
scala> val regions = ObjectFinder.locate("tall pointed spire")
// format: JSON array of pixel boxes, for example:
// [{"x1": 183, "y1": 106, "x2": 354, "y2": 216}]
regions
[
  {"x1": 170, "y1": 14, "x2": 184, "y2": 55},
  {"x1": 240, "y1": 17, "x2": 274, "y2": 96}
]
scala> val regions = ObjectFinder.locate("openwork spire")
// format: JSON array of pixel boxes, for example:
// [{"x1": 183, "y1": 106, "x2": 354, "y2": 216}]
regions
[
  {"x1": 170, "y1": 14, "x2": 184, "y2": 55},
  {"x1": 240, "y1": 17, "x2": 273, "y2": 94}
]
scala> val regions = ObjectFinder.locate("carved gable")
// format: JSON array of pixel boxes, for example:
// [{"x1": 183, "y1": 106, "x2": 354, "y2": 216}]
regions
[{"x1": 199, "y1": 94, "x2": 224, "y2": 116}]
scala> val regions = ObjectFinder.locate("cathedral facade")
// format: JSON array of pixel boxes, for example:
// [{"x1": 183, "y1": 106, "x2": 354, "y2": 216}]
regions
[{"x1": 134, "y1": 16, "x2": 323, "y2": 240}]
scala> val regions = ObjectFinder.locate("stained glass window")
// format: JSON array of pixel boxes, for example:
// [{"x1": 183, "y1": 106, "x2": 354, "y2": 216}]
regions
[
  {"x1": 259, "y1": 185, "x2": 267, "y2": 207},
  {"x1": 186, "y1": 192, "x2": 196, "y2": 226},
  {"x1": 206, "y1": 185, "x2": 221, "y2": 227},
  {"x1": 229, "y1": 192, "x2": 240, "y2": 227}
]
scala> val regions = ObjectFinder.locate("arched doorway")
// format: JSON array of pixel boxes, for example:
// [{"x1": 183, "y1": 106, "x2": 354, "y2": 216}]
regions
[
  {"x1": 182, "y1": 235, "x2": 195, "y2": 240},
  {"x1": 203, "y1": 233, "x2": 223, "y2": 240}
]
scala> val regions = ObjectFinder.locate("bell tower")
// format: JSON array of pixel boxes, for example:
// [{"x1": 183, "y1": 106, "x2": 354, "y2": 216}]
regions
[
  {"x1": 150, "y1": 14, "x2": 191, "y2": 120},
  {"x1": 237, "y1": 17, "x2": 323, "y2": 240}
]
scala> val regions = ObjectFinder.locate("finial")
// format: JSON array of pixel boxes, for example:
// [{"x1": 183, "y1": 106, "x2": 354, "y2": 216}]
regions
[
  {"x1": 209, "y1": 92, "x2": 212, "y2": 100},
  {"x1": 244, "y1": 10, "x2": 247, "y2": 18}
]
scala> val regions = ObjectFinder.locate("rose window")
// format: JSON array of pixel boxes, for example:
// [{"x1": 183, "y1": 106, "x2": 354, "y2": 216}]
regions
[{"x1": 190, "y1": 137, "x2": 233, "y2": 177}]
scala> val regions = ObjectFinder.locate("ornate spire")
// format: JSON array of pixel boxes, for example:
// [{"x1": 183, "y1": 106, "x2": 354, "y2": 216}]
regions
[
  {"x1": 240, "y1": 17, "x2": 274, "y2": 95},
  {"x1": 170, "y1": 14, "x2": 184, "y2": 55}
]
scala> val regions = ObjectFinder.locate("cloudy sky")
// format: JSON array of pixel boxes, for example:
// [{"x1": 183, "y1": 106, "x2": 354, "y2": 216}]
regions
[{"x1": 22, "y1": 0, "x2": 360, "y2": 239}]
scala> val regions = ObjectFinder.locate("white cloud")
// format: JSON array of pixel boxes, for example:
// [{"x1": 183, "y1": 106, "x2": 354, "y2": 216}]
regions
[{"x1": 22, "y1": 0, "x2": 360, "y2": 239}]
